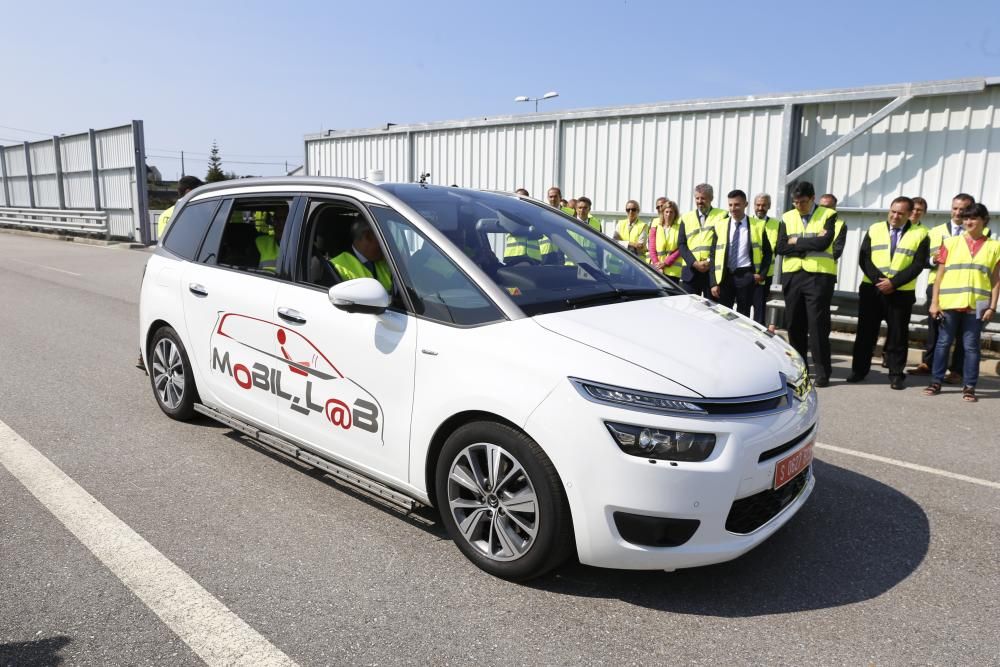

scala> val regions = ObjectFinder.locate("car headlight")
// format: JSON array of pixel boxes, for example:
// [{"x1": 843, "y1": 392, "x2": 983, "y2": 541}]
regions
[
  {"x1": 572, "y1": 379, "x2": 706, "y2": 414},
  {"x1": 605, "y1": 422, "x2": 716, "y2": 462},
  {"x1": 787, "y1": 363, "x2": 812, "y2": 402}
]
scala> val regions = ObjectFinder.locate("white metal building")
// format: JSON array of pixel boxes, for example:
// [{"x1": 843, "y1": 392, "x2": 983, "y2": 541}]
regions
[{"x1": 304, "y1": 77, "x2": 1000, "y2": 296}]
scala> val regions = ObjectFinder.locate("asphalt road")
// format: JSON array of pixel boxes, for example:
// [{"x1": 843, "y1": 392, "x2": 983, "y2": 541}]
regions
[{"x1": 1, "y1": 232, "x2": 997, "y2": 666}]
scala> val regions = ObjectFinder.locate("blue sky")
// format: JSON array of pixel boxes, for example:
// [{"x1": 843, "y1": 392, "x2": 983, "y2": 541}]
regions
[{"x1": 3, "y1": 0, "x2": 999, "y2": 179}]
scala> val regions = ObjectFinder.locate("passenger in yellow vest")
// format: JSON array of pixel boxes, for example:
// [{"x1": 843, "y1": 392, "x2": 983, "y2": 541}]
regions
[
  {"x1": 924, "y1": 203, "x2": 1000, "y2": 402},
  {"x1": 648, "y1": 199, "x2": 682, "y2": 278},
  {"x1": 709, "y1": 190, "x2": 772, "y2": 318},
  {"x1": 255, "y1": 206, "x2": 287, "y2": 273},
  {"x1": 909, "y1": 193, "x2": 980, "y2": 379},
  {"x1": 613, "y1": 200, "x2": 649, "y2": 261},
  {"x1": 847, "y1": 197, "x2": 930, "y2": 389},
  {"x1": 751, "y1": 193, "x2": 781, "y2": 329},
  {"x1": 775, "y1": 181, "x2": 847, "y2": 387},
  {"x1": 678, "y1": 183, "x2": 728, "y2": 298},
  {"x1": 565, "y1": 196, "x2": 603, "y2": 265},
  {"x1": 330, "y1": 221, "x2": 394, "y2": 293},
  {"x1": 156, "y1": 176, "x2": 204, "y2": 239}
]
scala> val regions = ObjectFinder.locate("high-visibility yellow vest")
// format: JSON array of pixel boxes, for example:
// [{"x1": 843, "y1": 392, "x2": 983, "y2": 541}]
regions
[
  {"x1": 330, "y1": 251, "x2": 394, "y2": 292},
  {"x1": 651, "y1": 221, "x2": 682, "y2": 277},
  {"x1": 861, "y1": 222, "x2": 928, "y2": 291},
  {"x1": 567, "y1": 217, "x2": 603, "y2": 264},
  {"x1": 256, "y1": 235, "x2": 279, "y2": 273},
  {"x1": 561, "y1": 206, "x2": 576, "y2": 216},
  {"x1": 781, "y1": 206, "x2": 841, "y2": 275},
  {"x1": 712, "y1": 217, "x2": 765, "y2": 284},
  {"x1": 679, "y1": 207, "x2": 727, "y2": 263},
  {"x1": 504, "y1": 235, "x2": 542, "y2": 261},
  {"x1": 616, "y1": 219, "x2": 649, "y2": 261},
  {"x1": 937, "y1": 235, "x2": 1000, "y2": 311},
  {"x1": 927, "y1": 222, "x2": 991, "y2": 285},
  {"x1": 157, "y1": 205, "x2": 175, "y2": 237},
  {"x1": 762, "y1": 216, "x2": 780, "y2": 277}
]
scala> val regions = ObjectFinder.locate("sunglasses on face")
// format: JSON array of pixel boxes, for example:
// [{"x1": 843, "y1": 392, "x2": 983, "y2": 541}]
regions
[{"x1": 626, "y1": 207, "x2": 638, "y2": 212}]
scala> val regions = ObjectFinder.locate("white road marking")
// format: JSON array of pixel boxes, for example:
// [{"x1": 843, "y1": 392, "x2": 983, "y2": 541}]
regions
[
  {"x1": 816, "y1": 442, "x2": 1000, "y2": 490},
  {"x1": 0, "y1": 420, "x2": 298, "y2": 667},
  {"x1": 9, "y1": 257, "x2": 82, "y2": 276}
]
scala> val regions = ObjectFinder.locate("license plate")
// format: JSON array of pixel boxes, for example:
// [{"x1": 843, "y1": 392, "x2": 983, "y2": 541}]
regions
[{"x1": 774, "y1": 441, "x2": 814, "y2": 489}]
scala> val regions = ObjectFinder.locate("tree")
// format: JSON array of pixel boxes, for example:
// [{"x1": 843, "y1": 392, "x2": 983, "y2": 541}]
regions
[{"x1": 205, "y1": 141, "x2": 227, "y2": 182}]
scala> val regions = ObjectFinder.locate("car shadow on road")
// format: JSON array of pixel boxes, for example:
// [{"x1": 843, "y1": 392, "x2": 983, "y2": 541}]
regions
[
  {"x1": 0, "y1": 636, "x2": 71, "y2": 666},
  {"x1": 533, "y1": 460, "x2": 930, "y2": 617}
]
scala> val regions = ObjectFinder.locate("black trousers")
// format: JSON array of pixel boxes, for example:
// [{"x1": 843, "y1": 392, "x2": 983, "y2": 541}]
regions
[
  {"x1": 751, "y1": 276, "x2": 773, "y2": 326},
  {"x1": 683, "y1": 271, "x2": 712, "y2": 299},
  {"x1": 921, "y1": 283, "x2": 963, "y2": 371},
  {"x1": 718, "y1": 267, "x2": 756, "y2": 317},
  {"x1": 782, "y1": 271, "x2": 835, "y2": 380},
  {"x1": 851, "y1": 283, "x2": 915, "y2": 380}
]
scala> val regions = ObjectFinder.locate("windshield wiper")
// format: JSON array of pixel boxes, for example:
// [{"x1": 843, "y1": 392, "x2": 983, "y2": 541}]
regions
[{"x1": 564, "y1": 288, "x2": 664, "y2": 307}]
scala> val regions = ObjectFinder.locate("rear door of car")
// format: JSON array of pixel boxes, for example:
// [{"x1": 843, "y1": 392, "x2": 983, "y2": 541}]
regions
[{"x1": 179, "y1": 193, "x2": 297, "y2": 427}]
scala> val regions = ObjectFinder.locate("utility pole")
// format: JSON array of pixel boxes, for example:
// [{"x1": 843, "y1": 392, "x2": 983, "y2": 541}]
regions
[{"x1": 181, "y1": 150, "x2": 185, "y2": 177}]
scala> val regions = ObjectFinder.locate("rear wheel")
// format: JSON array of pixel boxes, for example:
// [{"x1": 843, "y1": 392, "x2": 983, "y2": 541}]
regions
[
  {"x1": 436, "y1": 421, "x2": 573, "y2": 581},
  {"x1": 148, "y1": 326, "x2": 199, "y2": 420}
]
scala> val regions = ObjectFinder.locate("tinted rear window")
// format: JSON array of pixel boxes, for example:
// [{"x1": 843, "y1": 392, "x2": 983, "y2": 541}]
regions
[{"x1": 163, "y1": 200, "x2": 220, "y2": 261}]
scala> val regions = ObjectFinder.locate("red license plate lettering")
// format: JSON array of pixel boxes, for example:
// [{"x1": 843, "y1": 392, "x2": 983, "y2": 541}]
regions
[{"x1": 774, "y1": 441, "x2": 814, "y2": 489}]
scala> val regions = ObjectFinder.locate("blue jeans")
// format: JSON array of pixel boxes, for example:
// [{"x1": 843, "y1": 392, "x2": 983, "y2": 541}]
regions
[{"x1": 932, "y1": 311, "x2": 983, "y2": 386}]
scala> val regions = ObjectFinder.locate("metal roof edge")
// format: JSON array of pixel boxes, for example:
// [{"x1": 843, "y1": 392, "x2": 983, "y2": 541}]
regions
[{"x1": 306, "y1": 77, "x2": 993, "y2": 141}]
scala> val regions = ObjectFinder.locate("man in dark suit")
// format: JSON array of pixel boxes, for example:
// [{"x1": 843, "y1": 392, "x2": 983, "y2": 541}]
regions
[
  {"x1": 848, "y1": 197, "x2": 930, "y2": 389},
  {"x1": 709, "y1": 190, "x2": 772, "y2": 317}
]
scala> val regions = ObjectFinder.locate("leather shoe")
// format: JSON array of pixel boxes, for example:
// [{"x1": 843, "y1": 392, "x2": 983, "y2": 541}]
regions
[
  {"x1": 814, "y1": 376, "x2": 830, "y2": 388},
  {"x1": 845, "y1": 374, "x2": 865, "y2": 383},
  {"x1": 890, "y1": 378, "x2": 906, "y2": 390},
  {"x1": 943, "y1": 371, "x2": 962, "y2": 385},
  {"x1": 908, "y1": 363, "x2": 931, "y2": 375}
]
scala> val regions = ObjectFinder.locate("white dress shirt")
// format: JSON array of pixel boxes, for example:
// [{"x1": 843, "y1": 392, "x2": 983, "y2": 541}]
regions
[{"x1": 728, "y1": 216, "x2": 752, "y2": 269}]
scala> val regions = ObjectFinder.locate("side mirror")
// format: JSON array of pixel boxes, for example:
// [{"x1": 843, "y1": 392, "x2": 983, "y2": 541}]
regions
[{"x1": 328, "y1": 278, "x2": 390, "y2": 315}]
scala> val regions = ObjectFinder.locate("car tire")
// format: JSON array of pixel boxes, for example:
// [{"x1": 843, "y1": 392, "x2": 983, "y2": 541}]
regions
[
  {"x1": 436, "y1": 421, "x2": 574, "y2": 581},
  {"x1": 148, "y1": 325, "x2": 199, "y2": 421}
]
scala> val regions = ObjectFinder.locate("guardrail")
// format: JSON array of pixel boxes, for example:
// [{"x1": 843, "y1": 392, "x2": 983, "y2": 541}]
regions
[{"x1": 0, "y1": 207, "x2": 110, "y2": 240}]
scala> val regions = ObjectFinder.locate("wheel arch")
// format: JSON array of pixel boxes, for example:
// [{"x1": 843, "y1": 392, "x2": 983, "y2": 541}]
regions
[{"x1": 423, "y1": 410, "x2": 522, "y2": 509}]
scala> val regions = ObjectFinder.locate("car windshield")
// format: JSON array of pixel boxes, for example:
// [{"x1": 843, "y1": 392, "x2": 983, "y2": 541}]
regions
[{"x1": 378, "y1": 184, "x2": 683, "y2": 316}]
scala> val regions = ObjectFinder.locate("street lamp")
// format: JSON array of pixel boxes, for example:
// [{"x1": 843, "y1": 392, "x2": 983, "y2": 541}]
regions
[{"x1": 515, "y1": 91, "x2": 559, "y2": 112}]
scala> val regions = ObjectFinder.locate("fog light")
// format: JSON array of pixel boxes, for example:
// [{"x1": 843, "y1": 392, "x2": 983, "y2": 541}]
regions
[{"x1": 606, "y1": 422, "x2": 716, "y2": 462}]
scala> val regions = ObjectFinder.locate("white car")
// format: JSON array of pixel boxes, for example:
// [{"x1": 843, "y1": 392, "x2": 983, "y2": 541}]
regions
[{"x1": 140, "y1": 177, "x2": 817, "y2": 580}]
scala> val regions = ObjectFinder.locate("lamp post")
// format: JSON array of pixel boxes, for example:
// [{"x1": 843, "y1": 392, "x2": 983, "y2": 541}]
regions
[{"x1": 514, "y1": 91, "x2": 559, "y2": 112}]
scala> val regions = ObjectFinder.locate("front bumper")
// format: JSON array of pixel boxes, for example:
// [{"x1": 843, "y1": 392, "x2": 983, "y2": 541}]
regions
[{"x1": 523, "y1": 380, "x2": 818, "y2": 571}]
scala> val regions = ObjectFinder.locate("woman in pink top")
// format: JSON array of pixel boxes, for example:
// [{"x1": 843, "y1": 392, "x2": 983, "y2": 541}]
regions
[{"x1": 648, "y1": 199, "x2": 682, "y2": 278}]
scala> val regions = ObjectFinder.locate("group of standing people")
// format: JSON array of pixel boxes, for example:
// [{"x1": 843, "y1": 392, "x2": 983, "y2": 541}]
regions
[{"x1": 535, "y1": 181, "x2": 999, "y2": 400}]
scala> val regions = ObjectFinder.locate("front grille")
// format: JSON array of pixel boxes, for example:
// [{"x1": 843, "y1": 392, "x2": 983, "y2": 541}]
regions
[
  {"x1": 725, "y1": 467, "x2": 810, "y2": 534},
  {"x1": 698, "y1": 394, "x2": 788, "y2": 415},
  {"x1": 759, "y1": 428, "x2": 814, "y2": 463}
]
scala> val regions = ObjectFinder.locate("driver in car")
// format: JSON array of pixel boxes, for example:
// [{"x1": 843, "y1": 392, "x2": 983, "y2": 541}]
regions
[{"x1": 330, "y1": 220, "x2": 394, "y2": 293}]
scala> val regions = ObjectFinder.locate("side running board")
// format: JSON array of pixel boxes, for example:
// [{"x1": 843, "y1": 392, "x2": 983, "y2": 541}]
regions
[{"x1": 193, "y1": 403, "x2": 419, "y2": 512}]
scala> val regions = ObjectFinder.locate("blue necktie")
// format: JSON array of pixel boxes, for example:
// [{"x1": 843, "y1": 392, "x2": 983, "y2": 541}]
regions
[{"x1": 890, "y1": 228, "x2": 900, "y2": 257}]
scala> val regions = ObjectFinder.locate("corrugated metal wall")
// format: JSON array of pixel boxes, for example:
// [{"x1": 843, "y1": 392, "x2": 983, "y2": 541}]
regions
[
  {"x1": 798, "y1": 89, "x2": 1000, "y2": 211},
  {"x1": 304, "y1": 80, "x2": 999, "y2": 298},
  {"x1": 562, "y1": 109, "x2": 784, "y2": 214},
  {"x1": 0, "y1": 122, "x2": 147, "y2": 240}
]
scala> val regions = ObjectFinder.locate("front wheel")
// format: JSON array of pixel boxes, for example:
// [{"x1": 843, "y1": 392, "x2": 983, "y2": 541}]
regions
[
  {"x1": 436, "y1": 422, "x2": 573, "y2": 581},
  {"x1": 148, "y1": 325, "x2": 199, "y2": 420}
]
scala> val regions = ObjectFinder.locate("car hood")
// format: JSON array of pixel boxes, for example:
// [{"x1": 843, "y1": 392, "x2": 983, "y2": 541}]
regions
[{"x1": 533, "y1": 294, "x2": 805, "y2": 398}]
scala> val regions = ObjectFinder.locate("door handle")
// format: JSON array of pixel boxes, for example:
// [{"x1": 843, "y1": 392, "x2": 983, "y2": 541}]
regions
[
  {"x1": 277, "y1": 307, "x2": 307, "y2": 324},
  {"x1": 188, "y1": 283, "x2": 208, "y2": 297}
]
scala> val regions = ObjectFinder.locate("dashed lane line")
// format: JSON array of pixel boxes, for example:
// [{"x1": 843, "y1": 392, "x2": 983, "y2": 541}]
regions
[
  {"x1": 9, "y1": 257, "x2": 82, "y2": 276},
  {"x1": 0, "y1": 419, "x2": 298, "y2": 667},
  {"x1": 816, "y1": 442, "x2": 1000, "y2": 490}
]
